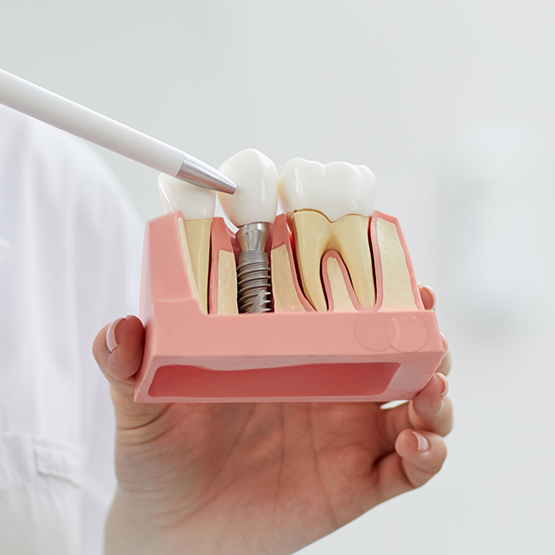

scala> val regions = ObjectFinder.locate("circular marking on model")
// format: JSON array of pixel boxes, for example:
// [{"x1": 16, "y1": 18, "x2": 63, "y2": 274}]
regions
[
  {"x1": 386, "y1": 313, "x2": 428, "y2": 352},
  {"x1": 355, "y1": 314, "x2": 392, "y2": 351}
]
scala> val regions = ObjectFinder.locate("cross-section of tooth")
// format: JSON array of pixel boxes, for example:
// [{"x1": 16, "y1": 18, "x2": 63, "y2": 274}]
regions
[
  {"x1": 279, "y1": 158, "x2": 377, "y2": 312},
  {"x1": 290, "y1": 210, "x2": 375, "y2": 311},
  {"x1": 158, "y1": 173, "x2": 215, "y2": 313}
]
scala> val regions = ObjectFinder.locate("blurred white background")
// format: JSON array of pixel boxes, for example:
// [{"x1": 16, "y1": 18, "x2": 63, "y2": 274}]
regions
[{"x1": 2, "y1": 0, "x2": 555, "y2": 552}]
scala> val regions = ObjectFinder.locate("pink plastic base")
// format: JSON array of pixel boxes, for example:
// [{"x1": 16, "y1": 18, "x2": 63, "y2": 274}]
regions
[{"x1": 134, "y1": 212, "x2": 445, "y2": 403}]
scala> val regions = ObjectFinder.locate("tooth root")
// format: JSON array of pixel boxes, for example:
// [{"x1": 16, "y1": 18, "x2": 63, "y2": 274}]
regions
[
  {"x1": 321, "y1": 251, "x2": 357, "y2": 312},
  {"x1": 209, "y1": 218, "x2": 238, "y2": 314},
  {"x1": 215, "y1": 251, "x2": 239, "y2": 314},
  {"x1": 178, "y1": 218, "x2": 206, "y2": 312},
  {"x1": 270, "y1": 214, "x2": 314, "y2": 313},
  {"x1": 290, "y1": 211, "x2": 331, "y2": 312},
  {"x1": 331, "y1": 215, "x2": 375, "y2": 309},
  {"x1": 183, "y1": 219, "x2": 212, "y2": 313}
]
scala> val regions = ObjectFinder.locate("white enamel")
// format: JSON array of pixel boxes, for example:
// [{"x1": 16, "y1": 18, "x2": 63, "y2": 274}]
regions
[
  {"x1": 278, "y1": 158, "x2": 377, "y2": 222},
  {"x1": 158, "y1": 173, "x2": 216, "y2": 220},
  {"x1": 218, "y1": 149, "x2": 278, "y2": 227}
]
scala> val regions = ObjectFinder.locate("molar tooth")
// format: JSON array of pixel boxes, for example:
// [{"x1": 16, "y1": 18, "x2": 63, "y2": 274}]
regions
[
  {"x1": 279, "y1": 158, "x2": 376, "y2": 222},
  {"x1": 158, "y1": 173, "x2": 215, "y2": 313},
  {"x1": 279, "y1": 158, "x2": 377, "y2": 311}
]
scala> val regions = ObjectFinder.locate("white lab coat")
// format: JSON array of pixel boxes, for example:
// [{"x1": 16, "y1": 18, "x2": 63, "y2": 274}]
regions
[{"x1": 0, "y1": 105, "x2": 143, "y2": 554}]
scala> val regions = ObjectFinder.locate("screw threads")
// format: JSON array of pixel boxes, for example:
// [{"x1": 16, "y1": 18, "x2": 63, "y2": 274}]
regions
[{"x1": 236, "y1": 250, "x2": 271, "y2": 313}]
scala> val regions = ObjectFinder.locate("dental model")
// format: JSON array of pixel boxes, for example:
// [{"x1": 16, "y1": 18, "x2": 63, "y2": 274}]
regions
[
  {"x1": 136, "y1": 151, "x2": 445, "y2": 403},
  {"x1": 218, "y1": 149, "x2": 278, "y2": 313}
]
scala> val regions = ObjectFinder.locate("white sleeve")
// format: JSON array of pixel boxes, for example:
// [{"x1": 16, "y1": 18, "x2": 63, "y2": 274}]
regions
[
  {"x1": 68, "y1": 152, "x2": 144, "y2": 555},
  {"x1": 0, "y1": 106, "x2": 145, "y2": 555}
]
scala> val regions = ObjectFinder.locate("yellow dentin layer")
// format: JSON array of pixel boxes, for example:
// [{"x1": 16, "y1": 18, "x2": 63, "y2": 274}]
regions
[
  {"x1": 179, "y1": 218, "x2": 212, "y2": 313},
  {"x1": 290, "y1": 210, "x2": 375, "y2": 312}
]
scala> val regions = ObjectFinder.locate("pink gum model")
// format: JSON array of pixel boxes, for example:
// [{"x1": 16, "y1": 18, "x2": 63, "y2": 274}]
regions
[{"x1": 134, "y1": 211, "x2": 446, "y2": 403}]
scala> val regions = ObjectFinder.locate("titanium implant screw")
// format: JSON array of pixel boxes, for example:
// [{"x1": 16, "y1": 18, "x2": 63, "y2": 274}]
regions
[{"x1": 236, "y1": 222, "x2": 272, "y2": 313}]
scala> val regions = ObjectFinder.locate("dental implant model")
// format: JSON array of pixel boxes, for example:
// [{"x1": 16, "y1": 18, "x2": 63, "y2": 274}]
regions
[
  {"x1": 135, "y1": 149, "x2": 445, "y2": 404},
  {"x1": 218, "y1": 149, "x2": 278, "y2": 313}
]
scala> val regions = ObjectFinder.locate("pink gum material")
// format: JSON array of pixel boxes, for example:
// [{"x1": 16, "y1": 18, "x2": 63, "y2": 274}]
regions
[{"x1": 134, "y1": 211, "x2": 446, "y2": 403}]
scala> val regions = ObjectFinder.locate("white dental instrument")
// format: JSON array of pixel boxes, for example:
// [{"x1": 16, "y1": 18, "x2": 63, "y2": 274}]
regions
[{"x1": 0, "y1": 68, "x2": 236, "y2": 195}]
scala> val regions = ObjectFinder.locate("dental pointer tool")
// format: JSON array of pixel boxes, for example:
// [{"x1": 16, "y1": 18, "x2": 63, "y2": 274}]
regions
[{"x1": 0, "y1": 68, "x2": 236, "y2": 195}]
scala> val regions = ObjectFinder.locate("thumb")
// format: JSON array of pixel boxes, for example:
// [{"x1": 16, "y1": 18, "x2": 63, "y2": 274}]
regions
[
  {"x1": 93, "y1": 315, "x2": 145, "y2": 396},
  {"x1": 94, "y1": 315, "x2": 169, "y2": 428}
]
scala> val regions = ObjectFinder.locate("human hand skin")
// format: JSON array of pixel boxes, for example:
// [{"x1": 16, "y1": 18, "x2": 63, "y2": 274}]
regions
[{"x1": 93, "y1": 289, "x2": 452, "y2": 555}]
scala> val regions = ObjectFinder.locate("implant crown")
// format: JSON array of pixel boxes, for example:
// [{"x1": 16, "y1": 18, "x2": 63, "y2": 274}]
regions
[{"x1": 218, "y1": 148, "x2": 278, "y2": 227}]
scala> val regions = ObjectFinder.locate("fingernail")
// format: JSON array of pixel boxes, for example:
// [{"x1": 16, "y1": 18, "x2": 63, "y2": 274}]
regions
[
  {"x1": 440, "y1": 334, "x2": 449, "y2": 355},
  {"x1": 437, "y1": 373, "x2": 449, "y2": 399},
  {"x1": 106, "y1": 318, "x2": 123, "y2": 353},
  {"x1": 421, "y1": 285, "x2": 437, "y2": 310},
  {"x1": 413, "y1": 431, "x2": 430, "y2": 453}
]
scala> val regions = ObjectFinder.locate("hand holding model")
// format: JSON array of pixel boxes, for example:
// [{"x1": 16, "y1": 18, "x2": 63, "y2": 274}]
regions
[
  {"x1": 94, "y1": 151, "x2": 452, "y2": 553},
  {"x1": 94, "y1": 307, "x2": 451, "y2": 555}
]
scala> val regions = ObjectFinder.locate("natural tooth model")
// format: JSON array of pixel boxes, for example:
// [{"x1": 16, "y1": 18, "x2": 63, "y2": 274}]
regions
[
  {"x1": 279, "y1": 158, "x2": 377, "y2": 312},
  {"x1": 158, "y1": 173, "x2": 215, "y2": 312},
  {"x1": 218, "y1": 149, "x2": 278, "y2": 313}
]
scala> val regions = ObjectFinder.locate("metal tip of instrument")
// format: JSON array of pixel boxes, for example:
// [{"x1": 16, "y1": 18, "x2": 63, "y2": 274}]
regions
[{"x1": 176, "y1": 154, "x2": 237, "y2": 194}]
